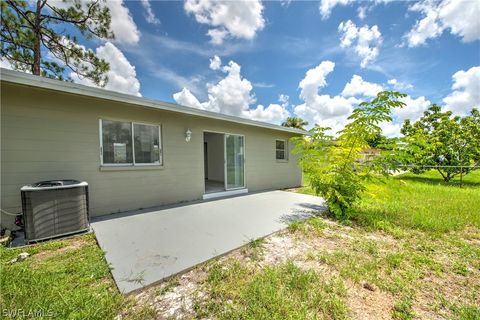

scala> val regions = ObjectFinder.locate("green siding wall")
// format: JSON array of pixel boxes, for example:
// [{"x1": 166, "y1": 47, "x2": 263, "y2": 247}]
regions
[{"x1": 1, "y1": 82, "x2": 302, "y2": 226}]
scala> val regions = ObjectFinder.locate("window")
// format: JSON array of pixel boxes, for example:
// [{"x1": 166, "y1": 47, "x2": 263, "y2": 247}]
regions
[
  {"x1": 101, "y1": 120, "x2": 133, "y2": 164},
  {"x1": 275, "y1": 139, "x2": 287, "y2": 160},
  {"x1": 133, "y1": 123, "x2": 161, "y2": 164},
  {"x1": 101, "y1": 120, "x2": 162, "y2": 166}
]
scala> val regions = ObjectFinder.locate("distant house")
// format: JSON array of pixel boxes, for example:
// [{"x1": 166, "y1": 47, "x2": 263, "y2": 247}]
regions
[
  {"x1": 358, "y1": 148, "x2": 382, "y2": 163},
  {"x1": 0, "y1": 69, "x2": 306, "y2": 227}
]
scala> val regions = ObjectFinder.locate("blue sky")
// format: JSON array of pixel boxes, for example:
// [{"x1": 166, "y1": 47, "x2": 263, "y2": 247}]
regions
[{"x1": 6, "y1": 0, "x2": 479, "y2": 136}]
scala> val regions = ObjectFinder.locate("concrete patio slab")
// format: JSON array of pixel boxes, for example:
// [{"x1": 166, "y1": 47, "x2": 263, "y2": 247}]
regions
[{"x1": 91, "y1": 190, "x2": 325, "y2": 293}]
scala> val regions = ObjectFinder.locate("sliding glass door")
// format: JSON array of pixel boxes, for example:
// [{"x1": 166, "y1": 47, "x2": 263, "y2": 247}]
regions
[{"x1": 225, "y1": 134, "x2": 245, "y2": 190}]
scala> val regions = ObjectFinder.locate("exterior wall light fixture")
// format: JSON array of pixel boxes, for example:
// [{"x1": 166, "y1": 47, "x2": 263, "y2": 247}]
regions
[{"x1": 185, "y1": 129, "x2": 192, "y2": 142}]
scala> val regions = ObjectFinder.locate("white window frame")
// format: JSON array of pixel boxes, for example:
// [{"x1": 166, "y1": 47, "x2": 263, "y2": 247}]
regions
[
  {"x1": 275, "y1": 139, "x2": 288, "y2": 161},
  {"x1": 99, "y1": 119, "x2": 163, "y2": 167}
]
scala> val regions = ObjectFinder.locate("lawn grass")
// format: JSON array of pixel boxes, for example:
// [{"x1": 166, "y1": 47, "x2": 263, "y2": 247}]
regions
[
  {"x1": 0, "y1": 233, "x2": 154, "y2": 320},
  {"x1": 353, "y1": 170, "x2": 480, "y2": 234},
  {"x1": 298, "y1": 170, "x2": 480, "y2": 234},
  {"x1": 191, "y1": 258, "x2": 348, "y2": 320},
  {"x1": 1, "y1": 170, "x2": 479, "y2": 319}
]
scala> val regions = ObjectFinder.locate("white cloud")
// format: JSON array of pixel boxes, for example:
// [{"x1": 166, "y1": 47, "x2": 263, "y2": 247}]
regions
[
  {"x1": 395, "y1": 95, "x2": 431, "y2": 122},
  {"x1": 207, "y1": 29, "x2": 230, "y2": 45},
  {"x1": 243, "y1": 104, "x2": 290, "y2": 124},
  {"x1": 405, "y1": 0, "x2": 480, "y2": 47},
  {"x1": 294, "y1": 97, "x2": 358, "y2": 134},
  {"x1": 404, "y1": 1, "x2": 444, "y2": 47},
  {"x1": 439, "y1": 0, "x2": 480, "y2": 42},
  {"x1": 382, "y1": 67, "x2": 480, "y2": 136},
  {"x1": 51, "y1": 0, "x2": 140, "y2": 45},
  {"x1": 0, "y1": 58, "x2": 31, "y2": 74},
  {"x1": 105, "y1": 0, "x2": 141, "y2": 44},
  {"x1": 443, "y1": 66, "x2": 480, "y2": 115},
  {"x1": 140, "y1": 0, "x2": 160, "y2": 25},
  {"x1": 357, "y1": 6, "x2": 367, "y2": 20},
  {"x1": 319, "y1": 0, "x2": 353, "y2": 19},
  {"x1": 206, "y1": 61, "x2": 256, "y2": 115},
  {"x1": 173, "y1": 58, "x2": 288, "y2": 124},
  {"x1": 293, "y1": 61, "x2": 430, "y2": 137},
  {"x1": 338, "y1": 20, "x2": 382, "y2": 68},
  {"x1": 298, "y1": 60, "x2": 335, "y2": 103},
  {"x1": 342, "y1": 74, "x2": 383, "y2": 97},
  {"x1": 321, "y1": 0, "x2": 394, "y2": 20},
  {"x1": 379, "y1": 122, "x2": 402, "y2": 138},
  {"x1": 184, "y1": 0, "x2": 265, "y2": 45},
  {"x1": 294, "y1": 61, "x2": 359, "y2": 134},
  {"x1": 71, "y1": 42, "x2": 141, "y2": 96},
  {"x1": 253, "y1": 82, "x2": 274, "y2": 88},
  {"x1": 209, "y1": 55, "x2": 222, "y2": 70},
  {"x1": 173, "y1": 88, "x2": 204, "y2": 109},
  {"x1": 387, "y1": 78, "x2": 414, "y2": 91},
  {"x1": 378, "y1": 95, "x2": 431, "y2": 137},
  {"x1": 279, "y1": 94, "x2": 289, "y2": 107},
  {"x1": 340, "y1": 76, "x2": 428, "y2": 133},
  {"x1": 0, "y1": 59, "x2": 13, "y2": 70}
]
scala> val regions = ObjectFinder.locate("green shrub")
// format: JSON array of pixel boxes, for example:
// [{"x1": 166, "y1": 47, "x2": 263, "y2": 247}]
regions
[{"x1": 293, "y1": 91, "x2": 406, "y2": 220}]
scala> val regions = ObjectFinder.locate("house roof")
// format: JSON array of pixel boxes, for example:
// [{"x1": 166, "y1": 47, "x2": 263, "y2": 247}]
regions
[{"x1": 0, "y1": 68, "x2": 308, "y2": 135}]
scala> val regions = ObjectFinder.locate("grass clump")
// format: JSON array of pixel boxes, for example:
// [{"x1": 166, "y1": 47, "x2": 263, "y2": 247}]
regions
[
  {"x1": 392, "y1": 296, "x2": 415, "y2": 320},
  {"x1": 241, "y1": 238, "x2": 266, "y2": 261},
  {"x1": 449, "y1": 304, "x2": 480, "y2": 320},
  {"x1": 195, "y1": 260, "x2": 348, "y2": 320},
  {"x1": 288, "y1": 216, "x2": 326, "y2": 237}
]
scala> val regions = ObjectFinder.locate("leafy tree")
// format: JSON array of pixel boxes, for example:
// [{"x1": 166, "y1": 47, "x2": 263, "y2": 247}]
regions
[
  {"x1": 1, "y1": 0, "x2": 113, "y2": 85},
  {"x1": 399, "y1": 105, "x2": 480, "y2": 182},
  {"x1": 282, "y1": 117, "x2": 309, "y2": 130},
  {"x1": 293, "y1": 91, "x2": 406, "y2": 220},
  {"x1": 365, "y1": 132, "x2": 392, "y2": 148}
]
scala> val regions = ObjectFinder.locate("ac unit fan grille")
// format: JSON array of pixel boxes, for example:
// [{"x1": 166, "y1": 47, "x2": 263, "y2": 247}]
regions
[{"x1": 22, "y1": 184, "x2": 89, "y2": 243}]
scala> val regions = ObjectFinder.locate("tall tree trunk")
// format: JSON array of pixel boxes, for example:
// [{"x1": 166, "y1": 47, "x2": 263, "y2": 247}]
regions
[{"x1": 33, "y1": 0, "x2": 42, "y2": 75}]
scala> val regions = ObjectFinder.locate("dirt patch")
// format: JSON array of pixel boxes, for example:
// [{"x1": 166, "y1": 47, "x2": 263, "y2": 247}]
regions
[
  {"x1": 346, "y1": 280, "x2": 394, "y2": 320},
  {"x1": 262, "y1": 226, "x2": 398, "y2": 319},
  {"x1": 456, "y1": 226, "x2": 480, "y2": 246},
  {"x1": 132, "y1": 268, "x2": 207, "y2": 319},
  {"x1": 33, "y1": 237, "x2": 89, "y2": 261},
  {"x1": 261, "y1": 233, "x2": 305, "y2": 265},
  {"x1": 413, "y1": 270, "x2": 480, "y2": 319},
  {"x1": 364, "y1": 231, "x2": 399, "y2": 246}
]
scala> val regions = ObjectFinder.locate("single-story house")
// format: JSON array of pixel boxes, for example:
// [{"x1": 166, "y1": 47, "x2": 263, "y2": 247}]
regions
[{"x1": 1, "y1": 69, "x2": 306, "y2": 228}]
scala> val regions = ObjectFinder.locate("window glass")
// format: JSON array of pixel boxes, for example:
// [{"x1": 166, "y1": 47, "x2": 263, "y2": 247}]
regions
[
  {"x1": 101, "y1": 120, "x2": 162, "y2": 166},
  {"x1": 133, "y1": 124, "x2": 161, "y2": 164},
  {"x1": 102, "y1": 120, "x2": 133, "y2": 164},
  {"x1": 276, "y1": 150, "x2": 285, "y2": 160},
  {"x1": 275, "y1": 139, "x2": 287, "y2": 160},
  {"x1": 226, "y1": 134, "x2": 245, "y2": 189}
]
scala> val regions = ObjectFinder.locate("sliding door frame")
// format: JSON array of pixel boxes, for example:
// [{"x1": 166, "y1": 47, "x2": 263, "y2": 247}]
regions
[
  {"x1": 201, "y1": 130, "x2": 246, "y2": 194},
  {"x1": 224, "y1": 133, "x2": 246, "y2": 191}
]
